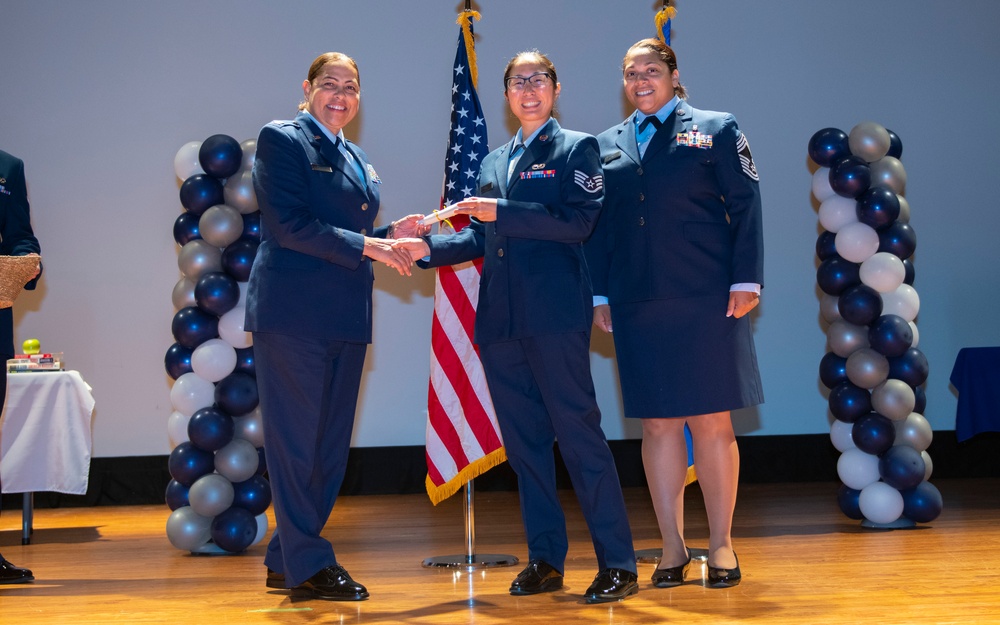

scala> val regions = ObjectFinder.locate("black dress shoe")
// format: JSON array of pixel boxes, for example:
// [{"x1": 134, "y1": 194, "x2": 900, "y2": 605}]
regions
[
  {"x1": 707, "y1": 553, "x2": 741, "y2": 588},
  {"x1": 509, "y1": 559, "x2": 563, "y2": 595},
  {"x1": 0, "y1": 558, "x2": 34, "y2": 585},
  {"x1": 265, "y1": 567, "x2": 285, "y2": 589},
  {"x1": 651, "y1": 548, "x2": 691, "y2": 588},
  {"x1": 292, "y1": 564, "x2": 369, "y2": 601},
  {"x1": 584, "y1": 567, "x2": 638, "y2": 603}
]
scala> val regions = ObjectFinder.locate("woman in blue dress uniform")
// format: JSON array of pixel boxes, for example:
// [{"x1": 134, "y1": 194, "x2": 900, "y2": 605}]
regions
[
  {"x1": 586, "y1": 38, "x2": 764, "y2": 588},
  {"x1": 247, "y1": 52, "x2": 421, "y2": 601},
  {"x1": 410, "y1": 51, "x2": 638, "y2": 604}
]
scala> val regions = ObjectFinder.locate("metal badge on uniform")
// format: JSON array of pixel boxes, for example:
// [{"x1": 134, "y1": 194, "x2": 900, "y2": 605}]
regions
[
  {"x1": 573, "y1": 170, "x2": 603, "y2": 193},
  {"x1": 676, "y1": 130, "x2": 713, "y2": 149},
  {"x1": 539, "y1": 134, "x2": 549, "y2": 142},
  {"x1": 531, "y1": 163, "x2": 547, "y2": 170},
  {"x1": 521, "y1": 169, "x2": 555, "y2": 180},
  {"x1": 311, "y1": 163, "x2": 333, "y2": 172},
  {"x1": 736, "y1": 132, "x2": 759, "y2": 181},
  {"x1": 602, "y1": 151, "x2": 622, "y2": 164},
  {"x1": 480, "y1": 182, "x2": 494, "y2": 193},
  {"x1": 366, "y1": 163, "x2": 382, "y2": 184}
]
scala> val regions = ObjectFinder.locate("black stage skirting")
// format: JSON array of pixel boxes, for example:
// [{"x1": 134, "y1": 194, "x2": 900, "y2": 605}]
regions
[{"x1": 3, "y1": 431, "x2": 998, "y2": 510}]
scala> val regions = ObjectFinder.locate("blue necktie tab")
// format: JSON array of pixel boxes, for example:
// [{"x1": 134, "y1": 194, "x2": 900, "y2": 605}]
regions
[{"x1": 638, "y1": 116, "x2": 662, "y2": 133}]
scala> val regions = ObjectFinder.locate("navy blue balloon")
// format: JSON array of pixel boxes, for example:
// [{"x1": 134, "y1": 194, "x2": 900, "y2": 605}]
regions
[
  {"x1": 829, "y1": 155, "x2": 871, "y2": 198},
  {"x1": 232, "y1": 475, "x2": 272, "y2": 516},
  {"x1": 215, "y1": 372, "x2": 259, "y2": 416},
  {"x1": 913, "y1": 385, "x2": 927, "y2": 414},
  {"x1": 888, "y1": 347, "x2": 929, "y2": 388},
  {"x1": 165, "y1": 342, "x2": 194, "y2": 379},
  {"x1": 886, "y1": 129, "x2": 903, "y2": 159},
  {"x1": 817, "y1": 255, "x2": 861, "y2": 296},
  {"x1": 199, "y1": 134, "x2": 243, "y2": 179},
  {"x1": 234, "y1": 346, "x2": 256, "y2": 377},
  {"x1": 221, "y1": 237, "x2": 259, "y2": 282},
  {"x1": 808, "y1": 128, "x2": 851, "y2": 167},
  {"x1": 856, "y1": 186, "x2": 901, "y2": 230},
  {"x1": 188, "y1": 406, "x2": 235, "y2": 452},
  {"x1": 179, "y1": 174, "x2": 224, "y2": 216},
  {"x1": 195, "y1": 271, "x2": 240, "y2": 316},
  {"x1": 878, "y1": 222, "x2": 917, "y2": 260},
  {"x1": 168, "y1": 441, "x2": 216, "y2": 486},
  {"x1": 852, "y1": 412, "x2": 895, "y2": 456},
  {"x1": 165, "y1": 479, "x2": 190, "y2": 511},
  {"x1": 838, "y1": 284, "x2": 883, "y2": 326},
  {"x1": 256, "y1": 446, "x2": 267, "y2": 476},
  {"x1": 816, "y1": 231, "x2": 838, "y2": 261},
  {"x1": 902, "y1": 259, "x2": 915, "y2": 285},
  {"x1": 879, "y1": 445, "x2": 926, "y2": 490},
  {"x1": 241, "y1": 210, "x2": 261, "y2": 241},
  {"x1": 171, "y1": 306, "x2": 219, "y2": 349},
  {"x1": 210, "y1": 506, "x2": 257, "y2": 553},
  {"x1": 868, "y1": 314, "x2": 913, "y2": 358},
  {"x1": 173, "y1": 211, "x2": 202, "y2": 245},
  {"x1": 828, "y1": 381, "x2": 872, "y2": 423},
  {"x1": 902, "y1": 481, "x2": 942, "y2": 523},
  {"x1": 837, "y1": 484, "x2": 864, "y2": 520},
  {"x1": 819, "y1": 351, "x2": 849, "y2": 389}
]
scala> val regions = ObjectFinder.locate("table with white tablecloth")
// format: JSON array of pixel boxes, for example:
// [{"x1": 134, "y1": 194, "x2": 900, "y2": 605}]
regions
[{"x1": 1, "y1": 370, "x2": 95, "y2": 544}]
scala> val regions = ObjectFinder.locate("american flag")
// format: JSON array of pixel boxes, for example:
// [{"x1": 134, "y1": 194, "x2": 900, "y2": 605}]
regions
[{"x1": 424, "y1": 12, "x2": 505, "y2": 505}]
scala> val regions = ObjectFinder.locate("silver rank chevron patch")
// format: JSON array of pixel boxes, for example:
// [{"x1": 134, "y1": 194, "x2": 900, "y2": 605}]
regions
[
  {"x1": 736, "y1": 132, "x2": 759, "y2": 181},
  {"x1": 574, "y1": 170, "x2": 603, "y2": 193}
]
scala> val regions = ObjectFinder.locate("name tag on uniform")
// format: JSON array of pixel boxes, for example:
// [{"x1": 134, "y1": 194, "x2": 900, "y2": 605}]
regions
[
  {"x1": 520, "y1": 169, "x2": 556, "y2": 180},
  {"x1": 311, "y1": 164, "x2": 333, "y2": 172},
  {"x1": 480, "y1": 182, "x2": 494, "y2": 193}
]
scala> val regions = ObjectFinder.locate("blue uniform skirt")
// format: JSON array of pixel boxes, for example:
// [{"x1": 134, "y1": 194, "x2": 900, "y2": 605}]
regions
[{"x1": 610, "y1": 294, "x2": 763, "y2": 419}]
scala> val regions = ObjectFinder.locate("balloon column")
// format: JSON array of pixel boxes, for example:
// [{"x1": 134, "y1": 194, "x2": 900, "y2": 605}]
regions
[
  {"x1": 165, "y1": 135, "x2": 270, "y2": 553},
  {"x1": 810, "y1": 123, "x2": 943, "y2": 526}
]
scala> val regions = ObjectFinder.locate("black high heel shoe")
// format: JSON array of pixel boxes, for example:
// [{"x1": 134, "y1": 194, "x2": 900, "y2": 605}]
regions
[
  {"x1": 651, "y1": 548, "x2": 691, "y2": 588},
  {"x1": 706, "y1": 553, "x2": 741, "y2": 588}
]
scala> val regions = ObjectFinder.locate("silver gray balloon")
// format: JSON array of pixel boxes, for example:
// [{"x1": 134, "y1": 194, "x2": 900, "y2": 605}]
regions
[
  {"x1": 239, "y1": 138, "x2": 257, "y2": 172},
  {"x1": 921, "y1": 450, "x2": 933, "y2": 480},
  {"x1": 214, "y1": 438, "x2": 259, "y2": 483},
  {"x1": 224, "y1": 168, "x2": 258, "y2": 215},
  {"x1": 820, "y1": 293, "x2": 843, "y2": 323},
  {"x1": 827, "y1": 319, "x2": 870, "y2": 358},
  {"x1": 172, "y1": 276, "x2": 197, "y2": 309},
  {"x1": 846, "y1": 347, "x2": 890, "y2": 389},
  {"x1": 848, "y1": 122, "x2": 891, "y2": 163},
  {"x1": 165, "y1": 506, "x2": 212, "y2": 551},
  {"x1": 871, "y1": 379, "x2": 915, "y2": 421},
  {"x1": 896, "y1": 194, "x2": 910, "y2": 224},
  {"x1": 188, "y1": 473, "x2": 235, "y2": 517},
  {"x1": 233, "y1": 407, "x2": 264, "y2": 448},
  {"x1": 894, "y1": 412, "x2": 933, "y2": 452},
  {"x1": 199, "y1": 204, "x2": 244, "y2": 248},
  {"x1": 178, "y1": 239, "x2": 223, "y2": 281},
  {"x1": 870, "y1": 156, "x2": 907, "y2": 194}
]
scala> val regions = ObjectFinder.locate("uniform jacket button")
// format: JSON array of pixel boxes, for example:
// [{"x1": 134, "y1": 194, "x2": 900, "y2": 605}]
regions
[
  {"x1": 497, "y1": 248, "x2": 504, "y2": 257},
  {"x1": 638, "y1": 217, "x2": 645, "y2": 226},
  {"x1": 361, "y1": 202, "x2": 368, "y2": 211},
  {"x1": 639, "y1": 193, "x2": 645, "y2": 202},
  {"x1": 360, "y1": 228, "x2": 367, "y2": 235}
]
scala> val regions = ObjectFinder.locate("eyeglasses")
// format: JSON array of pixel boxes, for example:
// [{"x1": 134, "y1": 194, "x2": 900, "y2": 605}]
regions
[{"x1": 505, "y1": 72, "x2": 553, "y2": 92}]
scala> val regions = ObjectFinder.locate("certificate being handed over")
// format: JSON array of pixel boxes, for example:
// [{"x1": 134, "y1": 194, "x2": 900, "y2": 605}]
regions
[
  {"x1": 0, "y1": 255, "x2": 42, "y2": 308},
  {"x1": 417, "y1": 203, "x2": 463, "y2": 227}
]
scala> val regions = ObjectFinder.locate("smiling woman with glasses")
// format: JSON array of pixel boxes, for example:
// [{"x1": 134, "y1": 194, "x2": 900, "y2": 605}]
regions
[{"x1": 404, "y1": 49, "x2": 639, "y2": 604}]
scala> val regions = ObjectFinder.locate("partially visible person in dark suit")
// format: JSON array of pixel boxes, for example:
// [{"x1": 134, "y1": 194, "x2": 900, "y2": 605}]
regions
[
  {"x1": 407, "y1": 50, "x2": 638, "y2": 604},
  {"x1": 246, "y1": 52, "x2": 425, "y2": 601},
  {"x1": 0, "y1": 148, "x2": 42, "y2": 585},
  {"x1": 586, "y1": 38, "x2": 764, "y2": 589}
]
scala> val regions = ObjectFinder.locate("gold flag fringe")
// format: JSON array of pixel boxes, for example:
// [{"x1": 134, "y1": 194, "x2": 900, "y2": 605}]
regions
[
  {"x1": 426, "y1": 446, "x2": 507, "y2": 506},
  {"x1": 655, "y1": 6, "x2": 677, "y2": 43},
  {"x1": 457, "y1": 10, "x2": 482, "y2": 88}
]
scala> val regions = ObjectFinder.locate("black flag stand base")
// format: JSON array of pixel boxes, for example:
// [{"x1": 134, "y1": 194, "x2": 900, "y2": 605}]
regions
[
  {"x1": 421, "y1": 478, "x2": 519, "y2": 569},
  {"x1": 635, "y1": 547, "x2": 709, "y2": 564}
]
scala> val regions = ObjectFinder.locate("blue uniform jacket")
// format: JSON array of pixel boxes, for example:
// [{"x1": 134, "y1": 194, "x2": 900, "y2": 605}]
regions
[
  {"x1": 246, "y1": 112, "x2": 387, "y2": 343},
  {"x1": 0, "y1": 149, "x2": 41, "y2": 358},
  {"x1": 420, "y1": 119, "x2": 604, "y2": 345},
  {"x1": 586, "y1": 103, "x2": 764, "y2": 304}
]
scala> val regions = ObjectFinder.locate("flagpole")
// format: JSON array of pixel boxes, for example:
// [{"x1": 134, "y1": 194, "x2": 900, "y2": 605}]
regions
[{"x1": 422, "y1": 479, "x2": 518, "y2": 569}]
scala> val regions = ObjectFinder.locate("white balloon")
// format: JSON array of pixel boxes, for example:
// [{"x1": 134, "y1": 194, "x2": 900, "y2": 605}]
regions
[
  {"x1": 859, "y1": 481, "x2": 904, "y2": 524},
  {"x1": 908, "y1": 321, "x2": 919, "y2": 348},
  {"x1": 811, "y1": 167, "x2": 836, "y2": 203},
  {"x1": 219, "y1": 305, "x2": 252, "y2": 348},
  {"x1": 818, "y1": 195, "x2": 858, "y2": 233},
  {"x1": 835, "y1": 222, "x2": 880, "y2": 263},
  {"x1": 169, "y1": 372, "x2": 217, "y2": 416},
  {"x1": 167, "y1": 410, "x2": 192, "y2": 448},
  {"x1": 859, "y1": 252, "x2": 906, "y2": 293},
  {"x1": 251, "y1": 513, "x2": 268, "y2": 547},
  {"x1": 921, "y1": 451, "x2": 934, "y2": 481},
  {"x1": 233, "y1": 407, "x2": 265, "y2": 448},
  {"x1": 830, "y1": 419, "x2": 856, "y2": 452},
  {"x1": 191, "y1": 338, "x2": 238, "y2": 383},
  {"x1": 881, "y1": 284, "x2": 920, "y2": 322},
  {"x1": 174, "y1": 141, "x2": 205, "y2": 180},
  {"x1": 837, "y1": 448, "x2": 881, "y2": 490}
]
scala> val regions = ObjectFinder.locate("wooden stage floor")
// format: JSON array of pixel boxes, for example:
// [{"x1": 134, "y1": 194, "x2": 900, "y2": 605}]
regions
[{"x1": 1, "y1": 479, "x2": 998, "y2": 624}]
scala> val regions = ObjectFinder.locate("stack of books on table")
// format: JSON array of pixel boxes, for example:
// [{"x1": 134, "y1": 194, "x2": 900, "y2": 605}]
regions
[{"x1": 7, "y1": 352, "x2": 64, "y2": 372}]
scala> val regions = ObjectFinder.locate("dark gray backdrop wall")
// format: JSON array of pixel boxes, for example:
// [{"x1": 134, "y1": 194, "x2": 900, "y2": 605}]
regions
[{"x1": 2, "y1": 0, "x2": 998, "y2": 458}]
